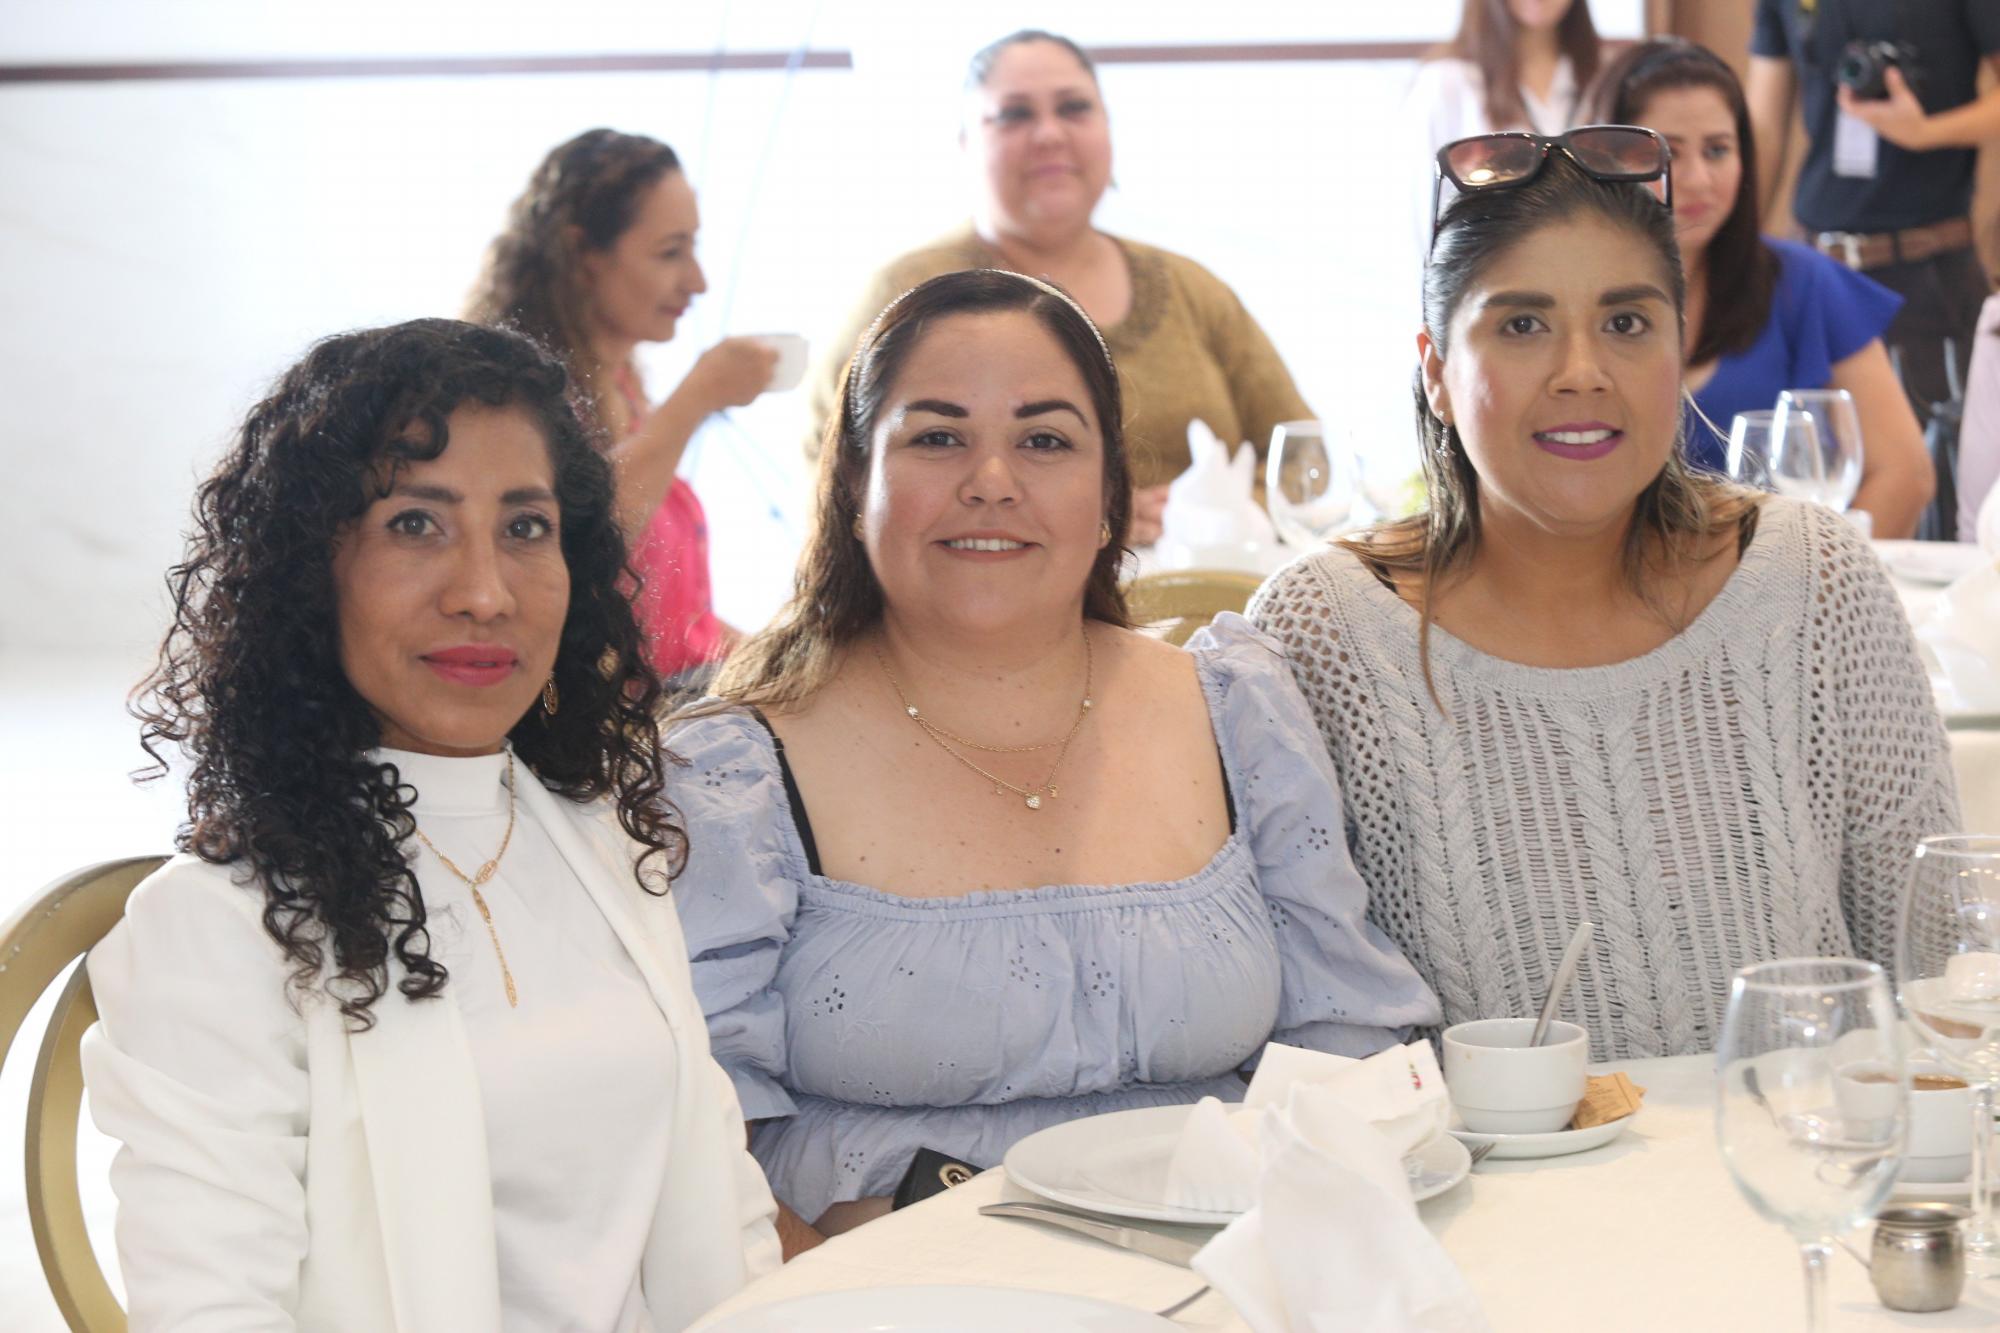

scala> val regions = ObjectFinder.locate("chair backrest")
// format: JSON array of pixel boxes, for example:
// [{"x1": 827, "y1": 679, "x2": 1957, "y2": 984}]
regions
[
  {"x1": 1, "y1": 855, "x2": 164, "y2": 1333},
  {"x1": 1124, "y1": 569, "x2": 1266, "y2": 647}
]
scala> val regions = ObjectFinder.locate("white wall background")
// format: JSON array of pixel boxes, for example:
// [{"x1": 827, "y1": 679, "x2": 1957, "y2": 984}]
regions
[{"x1": 0, "y1": 0, "x2": 1641, "y2": 656}]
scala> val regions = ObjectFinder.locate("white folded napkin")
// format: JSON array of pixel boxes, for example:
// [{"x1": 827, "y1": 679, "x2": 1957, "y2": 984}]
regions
[
  {"x1": 1150, "y1": 1041, "x2": 1449, "y2": 1213},
  {"x1": 1192, "y1": 1090, "x2": 1493, "y2": 1333},
  {"x1": 1155, "y1": 419, "x2": 1278, "y2": 572},
  {"x1": 1917, "y1": 560, "x2": 2000, "y2": 712}
]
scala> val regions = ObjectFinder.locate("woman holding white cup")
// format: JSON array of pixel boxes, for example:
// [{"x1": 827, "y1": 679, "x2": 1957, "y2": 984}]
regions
[{"x1": 469, "y1": 128, "x2": 795, "y2": 687}]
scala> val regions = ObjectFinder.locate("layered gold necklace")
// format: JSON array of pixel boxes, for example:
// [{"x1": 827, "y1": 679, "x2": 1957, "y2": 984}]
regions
[
  {"x1": 410, "y1": 748, "x2": 520, "y2": 1007},
  {"x1": 875, "y1": 634, "x2": 1095, "y2": 811}
]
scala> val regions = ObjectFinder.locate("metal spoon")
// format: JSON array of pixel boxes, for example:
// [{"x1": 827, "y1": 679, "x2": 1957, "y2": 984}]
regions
[{"x1": 1530, "y1": 920, "x2": 1594, "y2": 1046}]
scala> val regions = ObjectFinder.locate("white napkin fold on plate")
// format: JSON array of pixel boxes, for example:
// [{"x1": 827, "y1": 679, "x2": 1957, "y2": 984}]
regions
[
  {"x1": 1192, "y1": 1088, "x2": 1493, "y2": 1333},
  {"x1": 1916, "y1": 560, "x2": 2000, "y2": 712},
  {"x1": 1153, "y1": 1040, "x2": 1449, "y2": 1212}
]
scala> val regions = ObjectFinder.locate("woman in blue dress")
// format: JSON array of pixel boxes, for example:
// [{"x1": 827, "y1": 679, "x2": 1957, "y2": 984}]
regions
[
  {"x1": 1587, "y1": 38, "x2": 1934, "y2": 536},
  {"x1": 668, "y1": 269, "x2": 1438, "y2": 1252}
]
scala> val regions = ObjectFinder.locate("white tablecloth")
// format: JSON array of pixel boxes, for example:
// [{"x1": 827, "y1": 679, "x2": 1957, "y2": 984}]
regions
[{"x1": 695, "y1": 1055, "x2": 2000, "y2": 1331}]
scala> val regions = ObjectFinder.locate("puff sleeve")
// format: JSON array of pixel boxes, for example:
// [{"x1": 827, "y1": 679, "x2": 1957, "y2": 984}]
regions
[
  {"x1": 667, "y1": 709, "x2": 808, "y2": 1122},
  {"x1": 1189, "y1": 614, "x2": 1442, "y2": 1055}
]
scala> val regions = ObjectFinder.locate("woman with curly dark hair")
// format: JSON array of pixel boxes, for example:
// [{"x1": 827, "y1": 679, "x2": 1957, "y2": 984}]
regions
[
  {"x1": 467, "y1": 128, "x2": 780, "y2": 687},
  {"x1": 82, "y1": 318, "x2": 777, "y2": 1330}
]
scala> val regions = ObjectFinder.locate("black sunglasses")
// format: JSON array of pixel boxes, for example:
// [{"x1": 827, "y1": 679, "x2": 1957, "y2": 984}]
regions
[{"x1": 1428, "y1": 126, "x2": 1674, "y2": 251}]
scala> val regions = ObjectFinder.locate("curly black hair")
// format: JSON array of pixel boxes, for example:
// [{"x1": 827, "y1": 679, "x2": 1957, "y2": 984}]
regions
[{"x1": 134, "y1": 317, "x2": 685, "y2": 1027}]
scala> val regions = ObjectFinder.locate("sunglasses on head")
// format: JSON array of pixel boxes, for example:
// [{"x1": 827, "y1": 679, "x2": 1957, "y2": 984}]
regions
[{"x1": 1428, "y1": 126, "x2": 1674, "y2": 251}]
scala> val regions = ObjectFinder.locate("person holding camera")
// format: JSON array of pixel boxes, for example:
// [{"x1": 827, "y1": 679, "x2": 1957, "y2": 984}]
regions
[{"x1": 1746, "y1": 1, "x2": 2000, "y2": 442}]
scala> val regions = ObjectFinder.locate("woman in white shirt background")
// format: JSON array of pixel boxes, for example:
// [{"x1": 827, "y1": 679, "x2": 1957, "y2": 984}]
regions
[
  {"x1": 1403, "y1": 0, "x2": 1604, "y2": 257},
  {"x1": 83, "y1": 318, "x2": 778, "y2": 1330}
]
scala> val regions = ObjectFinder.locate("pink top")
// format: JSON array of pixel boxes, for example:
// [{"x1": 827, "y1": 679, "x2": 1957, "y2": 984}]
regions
[{"x1": 614, "y1": 367, "x2": 727, "y2": 678}]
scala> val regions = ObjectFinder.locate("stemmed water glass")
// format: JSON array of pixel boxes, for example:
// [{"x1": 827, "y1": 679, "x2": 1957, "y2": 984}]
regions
[
  {"x1": 1725, "y1": 411, "x2": 1777, "y2": 488},
  {"x1": 1769, "y1": 389, "x2": 1864, "y2": 513},
  {"x1": 1717, "y1": 958, "x2": 1906, "y2": 1332},
  {"x1": 1897, "y1": 834, "x2": 2000, "y2": 1277},
  {"x1": 1266, "y1": 420, "x2": 1357, "y2": 550}
]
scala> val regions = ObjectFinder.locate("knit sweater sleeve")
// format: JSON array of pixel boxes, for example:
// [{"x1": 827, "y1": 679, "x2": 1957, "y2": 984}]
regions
[{"x1": 1798, "y1": 505, "x2": 1963, "y2": 971}]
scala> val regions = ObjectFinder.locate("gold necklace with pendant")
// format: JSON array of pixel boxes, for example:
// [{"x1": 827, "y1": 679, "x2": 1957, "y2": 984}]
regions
[
  {"x1": 875, "y1": 633, "x2": 1094, "y2": 812},
  {"x1": 410, "y1": 748, "x2": 520, "y2": 1007}
]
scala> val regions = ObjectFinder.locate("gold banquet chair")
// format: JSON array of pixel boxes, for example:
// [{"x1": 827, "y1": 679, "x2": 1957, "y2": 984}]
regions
[
  {"x1": 1, "y1": 855, "x2": 163, "y2": 1333},
  {"x1": 1124, "y1": 570, "x2": 1266, "y2": 647}
]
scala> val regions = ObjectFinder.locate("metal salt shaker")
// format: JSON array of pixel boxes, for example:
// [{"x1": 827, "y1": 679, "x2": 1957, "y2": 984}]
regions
[{"x1": 1869, "y1": 1205, "x2": 1968, "y2": 1313}]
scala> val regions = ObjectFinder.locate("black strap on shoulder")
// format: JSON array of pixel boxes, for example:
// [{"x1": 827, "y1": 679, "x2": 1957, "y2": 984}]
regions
[{"x1": 744, "y1": 706, "x2": 823, "y2": 876}]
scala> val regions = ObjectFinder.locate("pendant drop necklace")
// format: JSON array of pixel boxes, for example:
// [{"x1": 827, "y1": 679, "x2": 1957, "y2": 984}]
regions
[{"x1": 875, "y1": 633, "x2": 1095, "y2": 811}]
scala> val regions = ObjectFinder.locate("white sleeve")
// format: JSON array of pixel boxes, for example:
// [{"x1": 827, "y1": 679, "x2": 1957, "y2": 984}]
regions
[
  {"x1": 1403, "y1": 61, "x2": 1485, "y2": 264},
  {"x1": 81, "y1": 859, "x2": 311, "y2": 1332}
]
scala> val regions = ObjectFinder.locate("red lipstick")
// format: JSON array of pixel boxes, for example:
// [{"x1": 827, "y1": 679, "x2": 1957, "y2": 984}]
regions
[{"x1": 422, "y1": 644, "x2": 519, "y2": 687}]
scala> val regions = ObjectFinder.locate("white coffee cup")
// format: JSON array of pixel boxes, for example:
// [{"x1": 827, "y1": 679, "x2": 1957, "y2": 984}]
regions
[
  {"x1": 748, "y1": 332, "x2": 809, "y2": 393},
  {"x1": 1838, "y1": 1058, "x2": 1973, "y2": 1184},
  {"x1": 1442, "y1": 1018, "x2": 1589, "y2": 1134}
]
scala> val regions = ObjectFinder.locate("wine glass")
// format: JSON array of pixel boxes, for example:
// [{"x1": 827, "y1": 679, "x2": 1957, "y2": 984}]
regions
[
  {"x1": 1355, "y1": 446, "x2": 1418, "y2": 525},
  {"x1": 1897, "y1": 834, "x2": 2000, "y2": 1277},
  {"x1": 1770, "y1": 389, "x2": 1864, "y2": 512},
  {"x1": 1266, "y1": 420, "x2": 1356, "y2": 550},
  {"x1": 1717, "y1": 958, "x2": 1906, "y2": 1331},
  {"x1": 1725, "y1": 411, "x2": 1776, "y2": 489}
]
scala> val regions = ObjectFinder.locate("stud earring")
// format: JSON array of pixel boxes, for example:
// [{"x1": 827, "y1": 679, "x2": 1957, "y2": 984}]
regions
[
  {"x1": 852, "y1": 514, "x2": 864, "y2": 540},
  {"x1": 541, "y1": 676, "x2": 560, "y2": 716}
]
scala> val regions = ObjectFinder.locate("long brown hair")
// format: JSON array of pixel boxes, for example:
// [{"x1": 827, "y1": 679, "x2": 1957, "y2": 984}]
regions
[
  {"x1": 464, "y1": 128, "x2": 682, "y2": 428},
  {"x1": 1444, "y1": 0, "x2": 1602, "y2": 131},
  {"x1": 1584, "y1": 38, "x2": 1779, "y2": 367},
  {"x1": 714, "y1": 269, "x2": 1133, "y2": 710},
  {"x1": 1351, "y1": 152, "x2": 1757, "y2": 706}
]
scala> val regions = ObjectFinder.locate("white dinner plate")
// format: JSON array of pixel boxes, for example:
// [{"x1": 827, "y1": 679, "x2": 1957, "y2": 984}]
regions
[
  {"x1": 1003, "y1": 1103, "x2": 1471, "y2": 1224},
  {"x1": 1876, "y1": 539, "x2": 1990, "y2": 587},
  {"x1": 702, "y1": 1284, "x2": 1178, "y2": 1332},
  {"x1": 1447, "y1": 1111, "x2": 1636, "y2": 1160}
]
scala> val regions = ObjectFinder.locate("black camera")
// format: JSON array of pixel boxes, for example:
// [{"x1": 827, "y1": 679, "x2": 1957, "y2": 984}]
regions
[{"x1": 1837, "y1": 39, "x2": 1921, "y2": 101}]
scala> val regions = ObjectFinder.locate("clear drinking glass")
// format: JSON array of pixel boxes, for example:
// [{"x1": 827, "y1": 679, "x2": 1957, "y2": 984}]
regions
[
  {"x1": 1355, "y1": 447, "x2": 1416, "y2": 525},
  {"x1": 1770, "y1": 389, "x2": 1864, "y2": 512},
  {"x1": 1897, "y1": 834, "x2": 2000, "y2": 1277},
  {"x1": 1266, "y1": 420, "x2": 1357, "y2": 549},
  {"x1": 1726, "y1": 410, "x2": 1777, "y2": 488},
  {"x1": 1717, "y1": 958, "x2": 1906, "y2": 1332}
]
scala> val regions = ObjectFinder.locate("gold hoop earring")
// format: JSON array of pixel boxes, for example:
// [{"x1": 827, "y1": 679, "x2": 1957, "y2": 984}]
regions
[
  {"x1": 852, "y1": 514, "x2": 864, "y2": 540},
  {"x1": 1098, "y1": 520, "x2": 1112, "y2": 545},
  {"x1": 541, "y1": 677, "x2": 560, "y2": 716}
]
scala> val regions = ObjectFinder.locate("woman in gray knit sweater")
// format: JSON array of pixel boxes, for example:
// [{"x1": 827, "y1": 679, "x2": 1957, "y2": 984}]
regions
[{"x1": 1250, "y1": 145, "x2": 1960, "y2": 1060}]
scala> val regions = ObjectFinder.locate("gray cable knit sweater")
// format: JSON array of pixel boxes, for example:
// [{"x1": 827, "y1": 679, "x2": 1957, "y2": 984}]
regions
[{"x1": 1247, "y1": 498, "x2": 1962, "y2": 1059}]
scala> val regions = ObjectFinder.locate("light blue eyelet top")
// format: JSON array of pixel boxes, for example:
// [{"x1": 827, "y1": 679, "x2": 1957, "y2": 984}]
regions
[{"x1": 669, "y1": 615, "x2": 1440, "y2": 1222}]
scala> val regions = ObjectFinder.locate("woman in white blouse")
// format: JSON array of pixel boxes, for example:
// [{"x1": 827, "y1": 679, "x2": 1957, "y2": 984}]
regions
[
  {"x1": 85, "y1": 319, "x2": 778, "y2": 1330},
  {"x1": 1403, "y1": 0, "x2": 1604, "y2": 256}
]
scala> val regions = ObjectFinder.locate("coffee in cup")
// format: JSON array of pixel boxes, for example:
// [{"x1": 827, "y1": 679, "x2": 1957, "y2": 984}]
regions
[{"x1": 1837, "y1": 1058, "x2": 1974, "y2": 1184}]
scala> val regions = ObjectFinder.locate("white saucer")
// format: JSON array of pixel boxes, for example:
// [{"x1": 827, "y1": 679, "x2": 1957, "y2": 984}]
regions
[
  {"x1": 702, "y1": 1285, "x2": 1177, "y2": 1332},
  {"x1": 1448, "y1": 1112, "x2": 1636, "y2": 1160},
  {"x1": 1004, "y1": 1103, "x2": 1472, "y2": 1224}
]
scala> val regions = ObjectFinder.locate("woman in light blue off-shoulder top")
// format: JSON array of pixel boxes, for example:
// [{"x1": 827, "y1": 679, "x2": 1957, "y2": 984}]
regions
[{"x1": 669, "y1": 269, "x2": 1437, "y2": 1247}]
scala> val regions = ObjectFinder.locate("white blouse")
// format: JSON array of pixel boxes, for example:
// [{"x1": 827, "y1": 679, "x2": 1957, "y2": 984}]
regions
[
  {"x1": 385, "y1": 746, "x2": 675, "y2": 1333},
  {"x1": 1402, "y1": 55, "x2": 1582, "y2": 261}
]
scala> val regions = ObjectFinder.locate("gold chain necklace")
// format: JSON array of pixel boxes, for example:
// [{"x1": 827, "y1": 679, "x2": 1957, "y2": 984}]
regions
[
  {"x1": 875, "y1": 634, "x2": 1094, "y2": 811},
  {"x1": 410, "y1": 748, "x2": 520, "y2": 1008}
]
